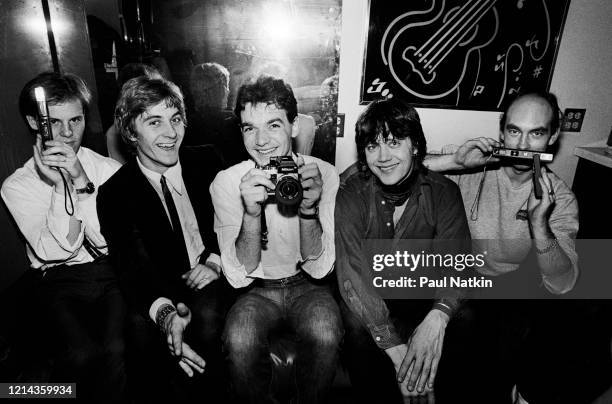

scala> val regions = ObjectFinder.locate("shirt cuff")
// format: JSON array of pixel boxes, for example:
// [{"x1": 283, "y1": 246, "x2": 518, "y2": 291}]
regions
[
  {"x1": 205, "y1": 253, "x2": 222, "y2": 274},
  {"x1": 541, "y1": 239, "x2": 578, "y2": 295},
  {"x1": 220, "y1": 242, "x2": 265, "y2": 288},
  {"x1": 300, "y1": 231, "x2": 335, "y2": 279},
  {"x1": 369, "y1": 324, "x2": 404, "y2": 350},
  {"x1": 149, "y1": 297, "x2": 175, "y2": 324},
  {"x1": 301, "y1": 244, "x2": 325, "y2": 263},
  {"x1": 542, "y1": 268, "x2": 577, "y2": 294}
]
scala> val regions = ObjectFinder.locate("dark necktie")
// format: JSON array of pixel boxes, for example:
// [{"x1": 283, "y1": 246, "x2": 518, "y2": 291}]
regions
[{"x1": 160, "y1": 175, "x2": 190, "y2": 269}]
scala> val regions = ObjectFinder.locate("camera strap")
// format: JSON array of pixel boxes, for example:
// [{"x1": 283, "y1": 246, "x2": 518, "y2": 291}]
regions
[
  {"x1": 260, "y1": 206, "x2": 268, "y2": 249},
  {"x1": 255, "y1": 152, "x2": 300, "y2": 249}
]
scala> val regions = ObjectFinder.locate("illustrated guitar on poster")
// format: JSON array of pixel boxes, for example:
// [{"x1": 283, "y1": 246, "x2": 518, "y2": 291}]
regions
[{"x1": 361, "y1": 0, "x2": 570, "y2": 110}]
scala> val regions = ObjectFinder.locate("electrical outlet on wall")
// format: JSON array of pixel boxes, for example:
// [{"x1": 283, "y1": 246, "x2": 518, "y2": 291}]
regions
[
  {"x1": 562, "y1": 108, "x2": 586, "y2": 132},
  {"x1": 336, "y1": 113, "x2": 345, "y2": 137}
]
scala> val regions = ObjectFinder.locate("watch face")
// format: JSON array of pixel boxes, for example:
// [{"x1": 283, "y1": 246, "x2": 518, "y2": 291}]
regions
[{"x1": 78, "y1": 182, "x2": 95, "y2": 194}]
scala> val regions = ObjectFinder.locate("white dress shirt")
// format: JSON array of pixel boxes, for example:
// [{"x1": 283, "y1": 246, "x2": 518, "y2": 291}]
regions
[
  {"x1": 210, "y1": 154, "x2": 339, "y2": 288},
  {"x1": 1, "y1": 147, "x2": 120, "y2": 269},
  {"x1": 136, "y1": 157, "x2": 221, "y2": 321}
]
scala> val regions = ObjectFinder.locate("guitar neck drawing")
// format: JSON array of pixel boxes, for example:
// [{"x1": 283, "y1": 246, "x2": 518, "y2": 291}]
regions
[
  {"x1": 382, "y1": 0, "x2": 500, "y2": 99},
  {"x1": 364, "y1": 0, "x2": 569, "y2": 109}
]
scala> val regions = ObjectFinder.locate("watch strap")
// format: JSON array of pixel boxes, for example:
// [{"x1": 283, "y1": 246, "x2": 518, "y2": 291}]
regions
[
  {"x1": 299, "y1": 207, "x2": 319, "y2": 220},
  {"x1": 76, "y1": 182, "x2": 95, "y2": 194}
]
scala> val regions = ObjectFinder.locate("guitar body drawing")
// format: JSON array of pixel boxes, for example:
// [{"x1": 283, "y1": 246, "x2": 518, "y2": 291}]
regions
[
  {"x1": 383, "y1": 0, "x2": 499, "y2": 100},
  {"x1": 362, "y1": 0, "x2": 571, "y2": 110}
]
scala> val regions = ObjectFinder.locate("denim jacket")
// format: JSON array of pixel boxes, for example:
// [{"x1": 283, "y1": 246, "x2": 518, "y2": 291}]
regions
[{"x1": 335, "y1": 164, "x2": 471, "y2": 349}]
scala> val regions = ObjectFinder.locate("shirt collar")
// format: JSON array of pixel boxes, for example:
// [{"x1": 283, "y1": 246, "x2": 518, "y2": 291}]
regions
[{"x1": 137, "y1": 157, "x2": 183, "y2": 195}]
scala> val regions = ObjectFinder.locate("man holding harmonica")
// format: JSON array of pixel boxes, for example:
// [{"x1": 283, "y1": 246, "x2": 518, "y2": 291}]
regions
[
  {"x1": 425, "y1": 91, "x2": 578, "y2": 293},
  {"x1": 424, "y1": 91, "x2": 579, "y2": 403}
]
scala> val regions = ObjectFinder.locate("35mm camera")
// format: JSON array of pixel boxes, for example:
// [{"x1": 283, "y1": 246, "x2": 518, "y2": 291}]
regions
[{"x1": 260, "y1": 156, "x2": 303, "y2": 207}]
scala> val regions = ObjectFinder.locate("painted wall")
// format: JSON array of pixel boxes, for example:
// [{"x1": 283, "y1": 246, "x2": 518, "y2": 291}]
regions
[
  {"x1": 84, "y1": 0, "x2": 120, "y2": 33},
  {"x1": 336, "y1": 0, "x2": 612, "y2": 186}
]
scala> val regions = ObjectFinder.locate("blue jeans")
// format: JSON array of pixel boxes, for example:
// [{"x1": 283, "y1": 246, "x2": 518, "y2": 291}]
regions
[{"x1": 223, "y1": 272, "x2": 343, "y2": 404}]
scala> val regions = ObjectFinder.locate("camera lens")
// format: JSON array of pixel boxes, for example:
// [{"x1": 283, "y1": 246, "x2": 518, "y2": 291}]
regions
[{"x1": 275, "y1": 176, "x2": 303, "y2": 206}]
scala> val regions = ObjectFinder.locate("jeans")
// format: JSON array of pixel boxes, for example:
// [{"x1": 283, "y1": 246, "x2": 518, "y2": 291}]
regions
[
  {"x1": 38, "y1": 259, "x2": 127, "y2": 404},
  {"x1": 223, "y1": 272, "x2": 343, "y2": 404}
]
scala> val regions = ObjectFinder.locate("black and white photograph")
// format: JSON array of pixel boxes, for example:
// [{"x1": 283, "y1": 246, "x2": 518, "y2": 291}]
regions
[{"x1": 1, "y1": 0, "x2": 612, "y2": 403}]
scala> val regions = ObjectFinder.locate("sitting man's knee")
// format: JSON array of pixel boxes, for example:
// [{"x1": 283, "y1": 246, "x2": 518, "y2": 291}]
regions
[
  {"x1": 224, "y1": 300, "x2": 267, "y2": 351},
  {"x1": 299, "y1": 304, "x2": 343, "y2": 348}
]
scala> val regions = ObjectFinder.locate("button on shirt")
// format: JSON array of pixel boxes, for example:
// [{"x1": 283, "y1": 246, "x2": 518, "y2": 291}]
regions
[
  {"x1": 1, "y1": 147, "x2": 120, "y2": 269},
  {"x1": 210, "y1": 155, "x2": 339, "y2": 288}
]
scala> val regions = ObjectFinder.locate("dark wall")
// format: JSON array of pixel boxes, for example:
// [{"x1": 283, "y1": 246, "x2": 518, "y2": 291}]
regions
[{"x1": 0, "y1": 0, "x2": 102, "y2": 292}]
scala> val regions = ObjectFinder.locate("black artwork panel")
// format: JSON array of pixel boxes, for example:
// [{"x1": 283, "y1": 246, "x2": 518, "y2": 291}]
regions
[{"x1": 361, "y1": 0, "x2": 571, "y2": 111}]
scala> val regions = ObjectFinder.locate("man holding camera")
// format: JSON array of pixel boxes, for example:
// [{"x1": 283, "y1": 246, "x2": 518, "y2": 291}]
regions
[
  {"x1": 1, "y1": 72, "x2": 125, "y2": 402},
  {"x1": 210, "y1": 75, "x2": 342, "y2": 403}
]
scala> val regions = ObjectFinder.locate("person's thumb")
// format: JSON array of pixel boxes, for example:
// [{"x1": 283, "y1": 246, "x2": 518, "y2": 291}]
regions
[{"x1": 176, "y1": 302, "x2": 190, "y2": 318}]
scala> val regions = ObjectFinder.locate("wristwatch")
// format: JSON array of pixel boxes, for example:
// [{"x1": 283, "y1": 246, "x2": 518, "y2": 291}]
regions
[
  {"x1": 76, "y1": 182, "x2": 95, "y2": 194},
  {"x1": 299, "y1": 206, "x2": 319, "y2": 220}
]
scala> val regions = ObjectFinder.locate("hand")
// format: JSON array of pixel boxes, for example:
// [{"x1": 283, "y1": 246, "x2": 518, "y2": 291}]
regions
[
  {"x1": 386, "y1": 344, "x2": 432, "y2": 398},
  {"x1": 181, "y1": 263, "x2": 219, "y2": 290},
  {"x1": 39, "y1": 137, "x2": 86, "y2": 181},
  {"x1": 162, "y1": 303, "x2": 206, "y2": 377},
  {"x1": 32, "y1": 136, "x2": 65, "y2": 188},
  {"x1": 528, "y1": 168, "x2": 555, "y2": 234},
  {"x1": 297, "y1": 155, "x2": 323, "y2": 214},
  {"x1": 239, "y1": 168, "x2": 275, "y2": 217},
  {"x1": 453, "y1": 137, "x2": 500, "y2": 169},
  {"x1": 176, "y1": 341, "x2": 206, "y2": 377},
  {"x1": 399, "y1": 310, "x2": 449, "y2": 393}
]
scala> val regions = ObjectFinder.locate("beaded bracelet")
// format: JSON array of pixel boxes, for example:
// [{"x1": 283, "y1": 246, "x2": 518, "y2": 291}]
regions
[{"x1": 155, "y1": 303, "x2": 177, "y2": 333}]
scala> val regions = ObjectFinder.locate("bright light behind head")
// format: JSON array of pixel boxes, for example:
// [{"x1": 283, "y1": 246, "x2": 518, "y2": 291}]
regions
[
  {"x1": 262, "y1": 9, "x2": 294, "y2": 41},
  {"x1": 259, "y1": 1, "x2": 297, "y2": 56},
  {"x1": 23, "y1": 15, "x2": 69, "y2": 37}
]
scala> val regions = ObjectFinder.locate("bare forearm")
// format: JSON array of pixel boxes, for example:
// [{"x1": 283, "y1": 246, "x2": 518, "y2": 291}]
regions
[
  {"x1": 300, "y1": 217, "x2": 323, "y2": 259},
  {"x1": 236, "y1": 213, "x2": 262, "y2": 273}
]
